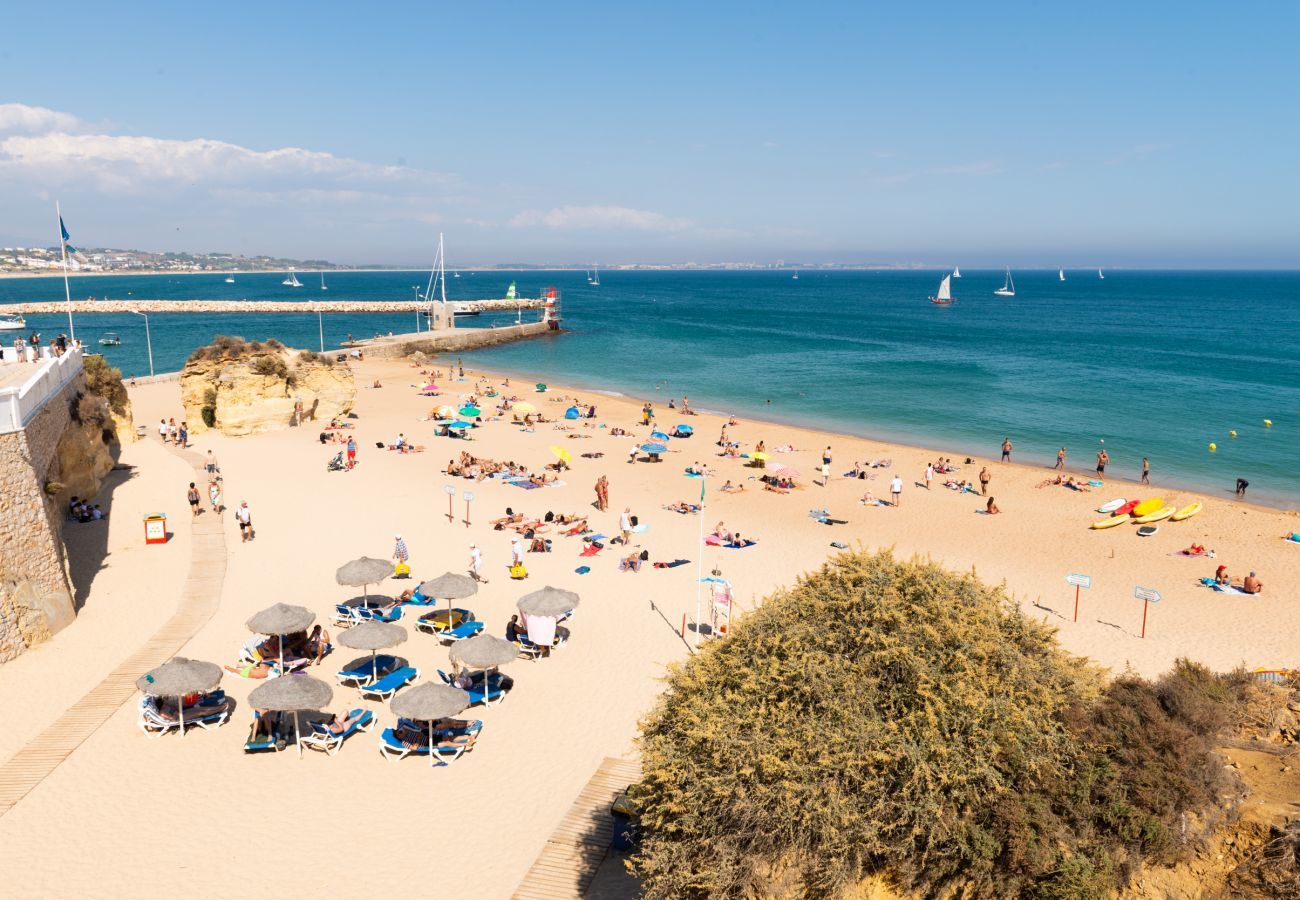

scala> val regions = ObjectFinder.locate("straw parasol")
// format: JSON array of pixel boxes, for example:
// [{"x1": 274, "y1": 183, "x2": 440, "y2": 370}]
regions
[
  {"x1": 136, "y1": 657, "x2": 223, "y2": 739},
  {"x1": 245, "y1": 603, "x2": 316, "y2": 670},
  {"x1": 391, "y1": 683, "x2": 470, "y2": 767},
  {"x1": 517, "y1": 585, "x2": 580, "y2": 618},
  {"x1": 338, "y1": 621, "x2": 407, "y2": 677},
  {"x1": 248, "y1": 674, "x2": 334, "y2": 758},
  {"x1": 450, "y1": 634, "x2": 517, "y2": 705},
  {"x1": 418, "y1": 572, "x2": 478, "y2": 633},
  {"x1": 336, "y1": 556, "x2": 394, "y2": 599}
]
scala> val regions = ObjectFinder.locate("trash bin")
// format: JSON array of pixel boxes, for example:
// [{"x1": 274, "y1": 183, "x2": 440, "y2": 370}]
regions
[{"x1": 144, "y1": 513, "x2": 168, "y2": 545}]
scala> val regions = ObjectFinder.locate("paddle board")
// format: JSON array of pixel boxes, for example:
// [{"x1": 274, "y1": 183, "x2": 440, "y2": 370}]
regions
[
  {"x1": 1113, "y1": 500, "x2": 1139, "y2": 517},
  {"x1": 1134, "y1": 505, "x2": 1176, "y2": 524},
  {"x1": 1097, "y1": 498, "x2": 1127, "y2": 514},
  {"x1": 1171, "y1": 501, "x2": 1203, "y2": 521},
  {"x1": 1131, "y1": 498, "x2": 1165, "y2": 517},
  {"x1": 1137, "y1": 525, "x2": 1159, "y2": 537},
  {"x1": 1091, "y1": 515, "x2": 1131, "y2": 529}
]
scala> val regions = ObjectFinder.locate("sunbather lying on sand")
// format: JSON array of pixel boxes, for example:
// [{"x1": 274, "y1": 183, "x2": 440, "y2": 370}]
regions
[
  {"x1": 665, "y1": 501, "x2": 700, "y2": 514},
  {"x1": 719, "y1": 480, "x2": 745, "y2": 493}
]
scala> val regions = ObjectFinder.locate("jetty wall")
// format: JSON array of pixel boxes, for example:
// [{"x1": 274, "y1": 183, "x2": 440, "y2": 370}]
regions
[
  {"x1": 357, "y1": 320, "x2": 557, "y2": 358},
  {"x1": 5, "y1": 298, "x2": 544, "y2": 315}
]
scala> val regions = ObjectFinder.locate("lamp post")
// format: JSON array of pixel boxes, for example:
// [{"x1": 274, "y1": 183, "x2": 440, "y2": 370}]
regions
[
  {"x1": 412, "y1": 286, "x2": 422, "y2": 333},
  {"x1": 314, "y1": 302, "x2": 324, "y2": 352},
  {"x1": 129, "y1": 310, "x2": 154, "y2": 377}
]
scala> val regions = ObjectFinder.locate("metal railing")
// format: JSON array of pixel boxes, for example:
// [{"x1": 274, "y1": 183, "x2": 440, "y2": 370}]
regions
[{"x1": 0, "y1": 347, "x2": 84, "y2": 434}]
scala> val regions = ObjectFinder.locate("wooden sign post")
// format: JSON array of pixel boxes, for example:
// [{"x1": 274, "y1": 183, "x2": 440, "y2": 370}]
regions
[
  {"x1": 1134, "y1": 586, "x2": 1162, "y2": 638},
  {"x1": 444, "y1": 485, "x2": 456, "y2": 523},
  {"x1": 1065, "y1": 573, "x2": 1091, "y2": 622},
  {"x1": 462, "y1": 489, "x2": 474, "y2": 528}
]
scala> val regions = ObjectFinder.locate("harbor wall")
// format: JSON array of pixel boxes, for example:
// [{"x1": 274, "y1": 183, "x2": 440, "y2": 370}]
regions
[
  {"x1": 5, "y1": 298, "x2": 544, "y2": 315},
  {"x1": 357, "y1": 320, "x2": 557, "y2": 359}
]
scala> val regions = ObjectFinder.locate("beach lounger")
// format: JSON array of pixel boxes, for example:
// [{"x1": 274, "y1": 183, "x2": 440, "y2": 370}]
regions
[
  {"x1": 358, "y1": 666, "x2": 419, "y2": 700},
  {"x1": 336, "y1": 654, "x2": 399, "y2": 687},
  {"x1": 414, "y1": 608, "x2": 474, "y2": 634},
  {"x1": 434, "y1": 620, "x2": 484, "y2": 643},
  {"x1": 377, "y1": 719, "x2": 483, "y2": 764},
  {"x1": 354, "y1": 605, "x2": 404, "y2": 623},
  {"x1": 244, "y1": 711, "x2": 287, "y2": 753},
  {"x1": 137, "y1": 694, "x2": 230, "y2": 736},
  {"x1": 301, "y1": 709, "x2": 375, "y2": 756},
  {"x1": 436, "y1": 669, "x2": 509, "y2": 706}
]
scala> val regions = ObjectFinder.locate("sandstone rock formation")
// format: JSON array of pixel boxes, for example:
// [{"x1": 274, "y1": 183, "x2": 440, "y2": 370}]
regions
[{"x1": 181, "y1": 338, "x2": 355, "y2": 436}]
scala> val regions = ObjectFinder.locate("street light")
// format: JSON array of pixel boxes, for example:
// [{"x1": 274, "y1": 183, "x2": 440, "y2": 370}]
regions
[
  {"x1": 412, "y1": 285, "x2": 422, "y2": 333},
  {"x1": 129, "y1": 310, "x2": 154, "y2": 377},
  {"x1": 314, "y1": 302, "x2": 324, "y2": 352}
]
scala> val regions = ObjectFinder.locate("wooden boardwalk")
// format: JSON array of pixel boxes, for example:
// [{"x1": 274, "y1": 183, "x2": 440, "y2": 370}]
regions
[
  {"x1": 513, "y1": 756, "x2": 642, "y2": 900},
  {"x1": 0, "y1": 446, "x2": 227, "y2": 816}
]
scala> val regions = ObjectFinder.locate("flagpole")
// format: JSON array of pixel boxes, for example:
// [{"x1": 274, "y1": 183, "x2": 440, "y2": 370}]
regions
[
  {"x1": 56, "y1": 201, "x2": 75, "y2": 343},
  {"x1": 694, "y1": 472, "x2": 706, "y2": 648}
]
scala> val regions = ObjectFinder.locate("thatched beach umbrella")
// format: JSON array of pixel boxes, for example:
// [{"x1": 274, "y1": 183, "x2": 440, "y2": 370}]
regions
[
  {"x1": 336, "y1": 557, "x2": 394, "y2": 599},
  {"x1": 418, "y1": 572, "x2": 478, "y2": 632},
  {"x1": 338, "y1": 621, "x2": 407, "y2": 675},
  {"x1": 517, "y1": 585, "x2": 580, "y2": 618},
  {"x1": 245, "y1": 603, "x2": 316, "y2": 670},
  {"x1": 449, "y1": 634, "x2": 517, "y2": 705},
  {"x1": 136, "y1": 657, "x2": 222, "y2": 739},
  {"x1": 248, "y1": 674, "x2": 333, "y2": 758},
  {"x1": 391, "y1": 683, "x2": 470, "y2": 767}
]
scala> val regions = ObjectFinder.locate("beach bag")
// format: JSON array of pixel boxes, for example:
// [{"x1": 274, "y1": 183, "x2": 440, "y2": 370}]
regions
[
  {"x1": 630, "y1": 515, "x2": 639, "y2": 527},
  {"x1": 394, "y1": 561, "x2": 411, "y2": 577},
  {"x1": 510, "y1": 563, "x2": 528, "y2": 580}
]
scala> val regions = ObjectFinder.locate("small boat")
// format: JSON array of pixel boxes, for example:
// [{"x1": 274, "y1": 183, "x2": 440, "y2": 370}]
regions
[
  {"x1": 1171, "y1": 501, "x2": 1203, "y2": 521},
  {"x1": 452, "y1": 302, "x2": 480, "y2": 318},
  {"x1": 320, "y1": 272, "x2": 328, "y2": 291},
  {"x1": 928, "y1": 274, "x2": 954, "y2": 305},
  {"x1": 282, "y1": 271, "x2": 302, "y2": 287},
  {"x1": 589, "y1": 263, "x2": 600, "y2": 286},
  {"x1": 792, "y1": 271, "x2": 799, "y2": 280},
  {"x1": 0, "y1": 313, "x2": 26, "y2": 331},
  {"x1": 1133, "y1": 505, "x2": 1176, "y2": 525},
  {"x1": 1098, "y1": 268, "x2": 1105, "y2": 280},
  {"x1": 1058, "y1": 269, "x2": 1065, "y2": 282},
  {"x1": 952, "y1": 266, "x2": 962, "y2": 278},
  {"x1": 98, "y1": 332, "x2": 122, "y2": 346},
  {"x1": 1091, "y1": 514, "x2": 1131, "y2": 530},
  {"x1": 994, "y1": 267, "x2": 1016, "y2": 297},
  {"x1": 224, "y1": 275, "x2": 235, "y2": 283},
  {"x1": 453, "y1": 271, "x2": 461, "y2": 278}
]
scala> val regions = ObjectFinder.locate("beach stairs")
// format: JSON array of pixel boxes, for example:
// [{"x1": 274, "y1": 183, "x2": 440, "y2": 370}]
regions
[{"x1": 512, "y1": 756, "x2": 643, "y2": 899}]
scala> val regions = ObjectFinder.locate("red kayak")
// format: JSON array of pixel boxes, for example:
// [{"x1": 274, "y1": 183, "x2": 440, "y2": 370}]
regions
[{"x1": 1112, "y1": 500, "x2": 1139, "y2": 517}]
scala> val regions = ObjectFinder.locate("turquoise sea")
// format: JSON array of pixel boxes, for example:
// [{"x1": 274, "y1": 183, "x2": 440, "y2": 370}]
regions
[{"x1": 2, "y1": 270, "x2": 1297, "y2": 507}]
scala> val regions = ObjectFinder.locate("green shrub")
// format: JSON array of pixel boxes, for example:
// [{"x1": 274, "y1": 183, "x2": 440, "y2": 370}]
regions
[
  {"x1": 249, "y1": 354, "x2": 289, "y2": 379},
  {"x1": 82, "y1": 354, "x2": 129, "y2": 415},
  {"x1": 631, "y1": 551, "x2": 1246, "y2": 899}
]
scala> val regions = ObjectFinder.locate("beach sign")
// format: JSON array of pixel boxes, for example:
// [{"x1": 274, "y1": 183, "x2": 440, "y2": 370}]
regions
[
  {"x1": 1134, "y1": 586, "x2": 1162, "y2": 638},
  {"x1": 1066, "y1": 573, "x2": 1091, "y2": 622},
  {"x1": 462, "y1": 489, "x2": 475, "y2": 528},
  {"x1": 444, "y1": 484, "x2": 456, "y2": 523}
]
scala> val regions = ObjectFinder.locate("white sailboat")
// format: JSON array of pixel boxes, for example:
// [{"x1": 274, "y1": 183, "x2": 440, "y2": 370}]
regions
[
  {"x1": 0, "y1": 313, "x2": 26, "y2": 331},
  {"x1": 1059, "y1": 269, "x2": 1066, "y2": 282},
  {"x1": 589, "y1": 263, "x2": 600, "y2": 286},
  {"x1": 320, "y1": 272, "x2": 328, "y2": 291},
  {"x1": 1098, "y1": 268, "x2": 1105, "y2": 280},
  {"x1": 224, "y1": 275, "x2": 235, "y2": 283},
  {"x1": 952, "y1": 266, "x2": 962, "y2": 278},
  {"x1": 792, "y1": 271, "x2": 799, "y2": 280},
  {"x1": 929, "y1": 274, "x2": 954, "y2": 305},
  {"x1": 282, "y1": 271, "x2": 303, "y2": 287},
  {"x1": 994, "y1": 268, "x2": 1016, "y2": 297}
]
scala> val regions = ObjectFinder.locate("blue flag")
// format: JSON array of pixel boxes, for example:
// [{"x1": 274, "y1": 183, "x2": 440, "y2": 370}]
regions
[{"x1": 60, "y1": 216, "x2": 76, "y2": 254}]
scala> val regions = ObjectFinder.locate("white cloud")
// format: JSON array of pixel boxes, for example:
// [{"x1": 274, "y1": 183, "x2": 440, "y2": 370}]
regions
[
  {"x1": 0, "y1": 103, "x2": 87, "y2": 136},
  {"x1": 510, "y1": 205, "x2": 692, "y2": 232}
]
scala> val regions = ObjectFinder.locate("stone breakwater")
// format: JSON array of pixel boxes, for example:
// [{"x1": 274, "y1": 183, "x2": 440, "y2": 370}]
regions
[{"x1": 4, "y1": 298, "x2": 545, "y2": 314}]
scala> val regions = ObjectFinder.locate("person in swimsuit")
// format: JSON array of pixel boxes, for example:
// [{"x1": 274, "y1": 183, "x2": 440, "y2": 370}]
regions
[
  {"x1": 1055, "y1": 448, "x2": 1066, "y2": 469},
  {"x1": 1141, "y1": 457, "x2": 1150, "y2": 485},
  {"x1": 1001, "y1": 438, "x2": 1012, "y2": 462},
  {"x1": 1096, "y1": 449, "x2": 1108, "y2": 476},
  {"x1": 979, "y1": 467, "x2": 991, "y2": 495},
  {"x1": 1242, "y1": 572, "x2": 1263, "y2": 594},
  {"x1": 187, "y1": 482, "x2": 200, "y2": 519}
]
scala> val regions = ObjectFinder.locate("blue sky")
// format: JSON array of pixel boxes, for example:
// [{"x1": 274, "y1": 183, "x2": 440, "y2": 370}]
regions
[{"x1": 2, "y1": 2, "x2": 1297, "y2": 266}]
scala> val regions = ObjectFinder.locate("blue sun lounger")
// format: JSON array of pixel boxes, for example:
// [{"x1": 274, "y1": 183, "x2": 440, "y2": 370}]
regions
[
  {"x1": 301, "y1": 709, "x2": 375, "y2": 756},
  {"x1": 436, "y1": 668, "x2": 509, "y2": 706},
  {"x1": 358, "y1": 666, "x2": 419, "y2": 700},
  {"x1": 244, "y1": 711, "x2": 286, "y2": 753},
  {"x1": 378, "y1": 718, "x2": 483, "y2": 764},
  {"x1": 336, "y1": 654, "x2": 399, "y2": 687},
  {"x1": 432, "y1": 620, "x2": 484, "y2": 643}
]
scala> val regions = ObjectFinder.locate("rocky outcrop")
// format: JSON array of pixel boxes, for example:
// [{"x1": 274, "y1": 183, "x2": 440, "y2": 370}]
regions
[
  {"x1": 83, "y1": 353, "x2": 136, "y2": 443},
  {"x1": 181, "y1": 338, "x2": 355, "y2": 436}
]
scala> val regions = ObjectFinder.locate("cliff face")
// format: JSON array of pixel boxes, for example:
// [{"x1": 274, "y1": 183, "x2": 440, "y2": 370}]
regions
[{"x1": 181, "y1": 342, "x2": 355, "y2": 436}]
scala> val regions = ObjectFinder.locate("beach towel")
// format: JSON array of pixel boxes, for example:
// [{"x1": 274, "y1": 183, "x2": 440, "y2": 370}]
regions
[
  {"x1": 585, "y1": 533, "x2": 607, "y2": 542},
  {"x1": 511, "y1": 481, "x2": 542, "y2": 490},
  {"x1": 704, "y1": 535, "x2": 724, "y2": 546},
  {"x1": 724, "y1": 540, "x2": 757, "y2": 549},
  {"x1": 579, "y1": 544, "x2": 603, "y2": 557},
  {"x1": 652, "y1": 559, "x2": 690, "y2": 569}
]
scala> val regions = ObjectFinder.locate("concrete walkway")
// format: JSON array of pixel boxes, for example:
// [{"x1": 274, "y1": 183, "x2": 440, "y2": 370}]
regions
[{"x1": 0, "y1": 445, "x2": 227, "y2": 816}]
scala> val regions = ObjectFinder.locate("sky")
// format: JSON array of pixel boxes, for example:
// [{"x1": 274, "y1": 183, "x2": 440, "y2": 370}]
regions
[{"x1": 1, "y1": 1, "x2": 1298, "y2": 267}]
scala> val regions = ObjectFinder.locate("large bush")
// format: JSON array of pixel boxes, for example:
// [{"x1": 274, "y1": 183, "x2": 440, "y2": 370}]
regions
[{"x1": 631, "y1": 551, "x2": 1247, "y2": 899}]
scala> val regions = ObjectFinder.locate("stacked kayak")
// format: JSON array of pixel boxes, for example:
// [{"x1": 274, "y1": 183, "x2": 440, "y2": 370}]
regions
[{"x1": 1090, "y1": 496, "x2": 1206, "y2": 530}]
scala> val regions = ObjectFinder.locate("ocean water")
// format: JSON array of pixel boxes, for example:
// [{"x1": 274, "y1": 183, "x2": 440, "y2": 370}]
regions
[{"x1": 2, "y1": 269, "x2": 1297, "y2": 507}]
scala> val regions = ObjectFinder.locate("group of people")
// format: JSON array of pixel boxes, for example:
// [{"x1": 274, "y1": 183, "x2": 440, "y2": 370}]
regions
[
  {"x1": 226, "y1": 625, "x2": 332, "y2": 679},
  {"x1": 67, "y1": 496, "x2": 105, "y2": 522},
  {"x1": 158, "y1": 417, "x2": 190, "y2": 448}
]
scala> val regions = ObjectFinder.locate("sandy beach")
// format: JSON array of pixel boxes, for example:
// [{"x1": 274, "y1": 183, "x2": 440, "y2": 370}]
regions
[{"x1": 0, "y1": 354, "x2": 1296, "y2": 898}]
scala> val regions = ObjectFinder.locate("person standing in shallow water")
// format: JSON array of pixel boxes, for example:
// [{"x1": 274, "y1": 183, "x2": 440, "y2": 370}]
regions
[
  {"x1": 1001, "y1": 437, "x2": 1012, "y2": 462},
  {"x1": 1055, "y1": 447, "x2": 1066, "y2": 470},
  {"x1": 1141, "y1": 457, "x2": 1150, "y2": 485}
]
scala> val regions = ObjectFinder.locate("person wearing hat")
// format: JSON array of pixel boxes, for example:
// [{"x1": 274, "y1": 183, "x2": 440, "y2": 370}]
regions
[
  {"x1": 468, "y1": 543, "x2": 486, "y2": 583},
  {"x1": 1214, "y1": 564, "x2": 1230, "y2": 585}
]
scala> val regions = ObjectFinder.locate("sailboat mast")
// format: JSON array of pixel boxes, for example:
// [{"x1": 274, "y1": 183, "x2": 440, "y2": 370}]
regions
[{"x1": 439, "y1": 233, "x2": 447, "y2": 305}]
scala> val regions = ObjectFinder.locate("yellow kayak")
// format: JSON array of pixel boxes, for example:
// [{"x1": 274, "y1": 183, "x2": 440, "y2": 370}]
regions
[
  {"x1": 1134, "y1": 505, "x2": 1176, "y2": 524},
  {"x1": 1091, "y1": 514, "x2": 1132, "y2": 529},
  {"x1": 1131, "y1": 498, "x2": 1164, "y2": 517},
  {"x1": 1171, "y1": 501, "x2": 1203, "y2": 521}
]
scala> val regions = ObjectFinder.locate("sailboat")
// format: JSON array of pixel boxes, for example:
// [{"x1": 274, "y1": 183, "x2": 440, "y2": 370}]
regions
[
  {"x1": 792, "y1": 271, "x2": 799, "y2": 280},
  {"x1": 1058, "y1": 269, "x2": 1066, "y2": 282},
  {"x1": 320, "y1": 272, "x2": 328, "y2": 291},
  {"x1": 589, "y1": 263, "x2": 600, "y2": 286},
  {"x1": 994, "y1": 268, "x2": 1016, "y2": 297},
  {"x1": 453, "y1": 270, "x2": 461, "y2": 278},
  {"x1": 282, "y1": 271, "x2": 303, "y2": 287},
  {"x1": 1098, "y1": 268, "x2": 1105, "y2": 280},
  {"x1": 952, "y1": 266, "x2": 962, "y2": 278},
  {"x1": 929, "y1": 274, "x2": 954, "y2": 305},
  {"x1": 224, "y1": 275, "x2": 235, "y2": 284}
]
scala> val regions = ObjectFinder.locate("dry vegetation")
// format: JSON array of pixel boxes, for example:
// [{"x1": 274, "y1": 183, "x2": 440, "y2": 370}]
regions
[{"x1": 631, "y1": 550, "x2": 1255, "y2": 899}]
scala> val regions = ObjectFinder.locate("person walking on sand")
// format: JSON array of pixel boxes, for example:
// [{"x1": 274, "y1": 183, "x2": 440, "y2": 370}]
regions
[
  {"x1": 159, "y1": 418, "x2": 169, "y2": 443},
  {"x1": 923, "y1": 463, "x2": 934, "y2": 490},
  {"x1": 205, "y1": 449, "x2": 219, "y2": 477},
  {"x1": 392, "y1": 534, "x2": 409, "y2": 568},
  {"x1": 1140, "y1": 457, "x2": 1150, "y2": 485},
  {"x1": 1001, "y1": 437, "x2": 1012, "y2": 462},
  {"x1": 187, "y1": 482, "x2": 201, "y2": 519},
  {"x1": 890, "y1": 475, "x2": 903, "y2": 507},
  {"x1": 178, "y1": 421, "x2": 189, "y2": 449},
  {"x1": 236, "y1": 501, "x2": 253, "y2": 542},
  {"x1": 979, "y1": 466, "x2": 991, "y2": 495},
  {"x1": 620, "y1": 507, "x2": 633, "y2": 545},
  {"x1": 208, "y1": 480, "x2": 223, "y2": 516},
  {"x1": 1096, "y1": 449, "x2": 1108, "y2": 477},
  {"x1": 346, "y1": 435, "x2": 357, "y2": 469},
  {"x1": 1055, "y1": 447, "x2": 1066, "y2": 470},
  {"x1": 469, "y1": 543, "x2": 487, "y2": 583},
  {"x1": 510, "y1": 536, "x2": 524, "y2": 567}
]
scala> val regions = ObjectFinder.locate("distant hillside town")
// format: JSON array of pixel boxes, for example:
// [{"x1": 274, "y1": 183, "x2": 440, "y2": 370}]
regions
[{"x1": 0, "y1": 246, "x2": 349, "y2": 275}]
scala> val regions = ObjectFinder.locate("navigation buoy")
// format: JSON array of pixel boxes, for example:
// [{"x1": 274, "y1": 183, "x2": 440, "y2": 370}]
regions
[
  {"x1": 1208, "y1": 443, "x2": 1217, "y2": 452},
  {"x1": 1264, "y1": 419, "x2": 1273, "y2": 427},
  {"x1": 1229, "y1": 430, "x2": 1237, "y2": 438}
]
